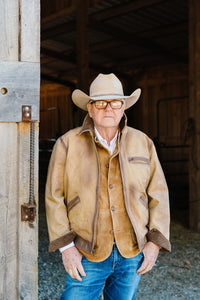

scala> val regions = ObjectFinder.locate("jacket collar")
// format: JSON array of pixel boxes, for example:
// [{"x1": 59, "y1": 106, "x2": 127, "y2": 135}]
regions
[{"x1": 78, "y1": 113, "x2": 127, "y2": 136}]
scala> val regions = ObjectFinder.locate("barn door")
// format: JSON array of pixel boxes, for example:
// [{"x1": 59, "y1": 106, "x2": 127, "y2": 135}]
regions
[{"x1": 0, "y1": 1, "x2": 40, "y2": 299}]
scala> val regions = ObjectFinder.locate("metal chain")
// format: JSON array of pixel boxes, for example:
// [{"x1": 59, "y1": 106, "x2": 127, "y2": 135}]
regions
[{"x1": 29, "y1": 122, "x2": 35, "y2": 205}]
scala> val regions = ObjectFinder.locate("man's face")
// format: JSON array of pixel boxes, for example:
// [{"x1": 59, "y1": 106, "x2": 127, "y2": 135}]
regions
[{"x1": 87, "y1": 99, "x2": 125, "y2": 131}]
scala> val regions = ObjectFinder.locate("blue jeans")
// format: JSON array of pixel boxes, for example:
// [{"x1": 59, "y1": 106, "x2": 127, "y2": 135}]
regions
[{"x1": 60, "y1": 244, "x2": 143, "y2": 300}]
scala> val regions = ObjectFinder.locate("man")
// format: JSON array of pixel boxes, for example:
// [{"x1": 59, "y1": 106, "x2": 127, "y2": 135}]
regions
[{"x1": 45, "y1": 73, "x2": 171, "y2": 300}]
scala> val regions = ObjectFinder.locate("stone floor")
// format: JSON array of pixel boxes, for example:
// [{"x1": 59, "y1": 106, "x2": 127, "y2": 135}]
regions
[{"x1": 38, "y1": 213, "x2": 200, "y2": 300}]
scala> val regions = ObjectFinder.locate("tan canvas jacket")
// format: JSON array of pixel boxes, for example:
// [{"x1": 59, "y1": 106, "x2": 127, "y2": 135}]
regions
[{"x1": 45, "y1": 114, "x2": 171, "y2": 253}]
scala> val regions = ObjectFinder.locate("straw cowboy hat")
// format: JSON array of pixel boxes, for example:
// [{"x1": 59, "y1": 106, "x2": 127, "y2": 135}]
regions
[{"x1": 72, "y1": 73, "x2": 141, "y2": 111}]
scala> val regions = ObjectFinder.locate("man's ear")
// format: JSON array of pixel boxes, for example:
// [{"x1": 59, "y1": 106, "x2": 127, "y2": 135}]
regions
[{"x1": 87, "y1": 103, "x2": 92, "y2": 117}]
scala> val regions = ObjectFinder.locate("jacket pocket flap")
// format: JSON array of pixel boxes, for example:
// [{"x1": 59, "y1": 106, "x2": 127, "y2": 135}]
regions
[
  {"x1": 128, "y1": 156, "x2": 150, "y2": 165},
  {"x1": 67, "y1": 195, "x2": 80, "y2": 212}
]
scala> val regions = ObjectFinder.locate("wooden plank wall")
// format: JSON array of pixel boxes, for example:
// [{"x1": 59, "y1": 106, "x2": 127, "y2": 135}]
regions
[
  {"x1": 128, "y1": 63, "x2": 189, "y2": 211},
  {"x1": 40, "y1": 84, "x2": 73, "y2": 139},
  {"x1": 0, "y1": 0, "x2": 40, "y2": 299},
  {"x1": 0, "y1": 124, "x2": 18, "y2": 299},
  {"x1": 129, "y1": 63, "x2": 188, "y2": 137}
]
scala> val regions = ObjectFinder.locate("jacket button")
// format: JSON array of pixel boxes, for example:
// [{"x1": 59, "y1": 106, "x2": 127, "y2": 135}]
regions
[
  {"x1": 109, "y1": 184, "x2": 113, "y2": 189},
  {"x1": 110, "y1": 229, "x2": 114, "y2": 234},
  {"x1": 111, "y1": 206, "x2": 115, "y2": 211}
]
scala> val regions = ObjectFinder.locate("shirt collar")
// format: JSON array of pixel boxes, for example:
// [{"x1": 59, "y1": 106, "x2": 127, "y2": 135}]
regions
[{"x1": 94, "y1": 127, "x2": 118, "y2": 147}]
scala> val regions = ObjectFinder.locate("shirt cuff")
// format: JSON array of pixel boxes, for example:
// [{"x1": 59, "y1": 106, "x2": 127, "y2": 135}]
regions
[{"x1": 59, "y1": 241, "x2": 75, "y2": 253}]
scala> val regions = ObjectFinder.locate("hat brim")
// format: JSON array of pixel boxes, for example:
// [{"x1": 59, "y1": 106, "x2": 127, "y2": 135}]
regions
[{"x1": 72, "y1": 88, "x2": 141, "y2": 111}]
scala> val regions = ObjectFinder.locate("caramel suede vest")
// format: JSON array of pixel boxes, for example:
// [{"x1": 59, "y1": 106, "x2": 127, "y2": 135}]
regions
[{"x1": 80, "y1": 137, "x2": 139, "y2": 261}]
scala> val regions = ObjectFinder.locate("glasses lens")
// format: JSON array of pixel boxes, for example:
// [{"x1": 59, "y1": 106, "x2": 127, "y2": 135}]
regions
[
  {"x1": 110, "y1": 100, "x2": 123, "y2": 109},
  {"x1": 94, "y1": 101, "x2": 107, "y2": 109}
]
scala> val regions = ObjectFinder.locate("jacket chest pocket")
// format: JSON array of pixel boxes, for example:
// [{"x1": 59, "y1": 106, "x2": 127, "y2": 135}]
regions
[
  {"x1": 128, "y1": 156, "x2": 150, "y2": 187},
  {"x1": 128, "y1": 156, "x2": 150, "y2": 165}
]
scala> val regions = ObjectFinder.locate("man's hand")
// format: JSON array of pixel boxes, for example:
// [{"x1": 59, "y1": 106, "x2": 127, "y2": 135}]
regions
[
  {"x1": 62, "y1": 246, "x2": 86, "y2": 281},
  {"x1": 137, "y1": 241, "x2": 160, "y2": 275}
]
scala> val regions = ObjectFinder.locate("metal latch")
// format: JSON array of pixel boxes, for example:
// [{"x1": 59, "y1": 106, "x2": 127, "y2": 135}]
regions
[{"x1": 21, "y1": 204, "x2": 36, "y2": 222}]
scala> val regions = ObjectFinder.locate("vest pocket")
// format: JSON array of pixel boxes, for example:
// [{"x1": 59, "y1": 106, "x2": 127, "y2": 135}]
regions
[
  {"x1": 67, "y1": 195, "x2": 80, "y2": 213},
  {"x1": 128, "y1": 156, "x2": 150, "y2": 165}
]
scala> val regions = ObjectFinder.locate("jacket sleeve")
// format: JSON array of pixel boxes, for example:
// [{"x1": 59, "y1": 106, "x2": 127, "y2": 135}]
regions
[
  {"x1": 45, "y1": 137, "x2": 76, "y2": 252},
  {"x1": 146, "y1": 140, "x2": 171, "y2": 252}
]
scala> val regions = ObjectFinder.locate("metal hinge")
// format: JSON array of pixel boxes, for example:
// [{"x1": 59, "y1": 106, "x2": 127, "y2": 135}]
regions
[{"x1": 22, "y1": 105, "x2": 32, "y2": 122}]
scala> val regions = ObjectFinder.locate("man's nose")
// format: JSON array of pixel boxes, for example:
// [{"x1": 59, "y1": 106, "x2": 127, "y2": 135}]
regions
[{"x1": 105, "y1": 102, "x2": 112, "y2": 110}]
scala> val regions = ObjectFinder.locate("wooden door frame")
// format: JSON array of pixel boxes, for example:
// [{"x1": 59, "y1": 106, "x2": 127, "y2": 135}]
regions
[{"x1": 0, "y1": 0, "x2": 40, "y2": 299}]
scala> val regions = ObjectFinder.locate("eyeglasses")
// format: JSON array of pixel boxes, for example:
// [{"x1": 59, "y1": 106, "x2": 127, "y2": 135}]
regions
[{"x1": 88, "y1": 99, "x2": 125, "y2": 109}]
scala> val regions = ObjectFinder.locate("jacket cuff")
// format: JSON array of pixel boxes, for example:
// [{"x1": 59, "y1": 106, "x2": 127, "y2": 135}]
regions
[
  {"x1": 49, "y1": 230, "x2": 77, "y2": 252},
  {"x1": 147, "y1": 228, "x2": 171, "y2": 252}
]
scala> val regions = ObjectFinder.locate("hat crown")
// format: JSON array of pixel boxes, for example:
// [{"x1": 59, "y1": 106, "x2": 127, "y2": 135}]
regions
[{"x1": 89, "y1": 73, "x2": 124, "y2": 98}]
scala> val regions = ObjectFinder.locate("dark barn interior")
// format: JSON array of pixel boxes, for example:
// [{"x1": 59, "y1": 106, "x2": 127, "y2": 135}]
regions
[{"x1": 39, "y1": 0, "x2": 200, "y2": 230}]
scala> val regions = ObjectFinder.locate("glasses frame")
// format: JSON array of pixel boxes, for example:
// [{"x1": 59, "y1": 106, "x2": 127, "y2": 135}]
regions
[{"x1": 88, "y1": 99, "x2": 125, "y2": 110}]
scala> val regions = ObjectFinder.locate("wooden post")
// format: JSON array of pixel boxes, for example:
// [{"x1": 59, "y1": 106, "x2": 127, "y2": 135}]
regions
[
  {"x1": 76, "y1": 0, "x2": 89, "y2": 92},
  {"x1": 189, "y1": 0, "x2": 200, "y2": 231},
  {"x1": 0, "y1": 0, "x2": 40, "y2": 299},
  {"x1": 75, "y1": 0, "x2": 89, "y2": 124}
]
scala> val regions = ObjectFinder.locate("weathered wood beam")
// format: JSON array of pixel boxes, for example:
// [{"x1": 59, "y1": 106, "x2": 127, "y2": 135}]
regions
[
  {"x1": 140, "y1": 21, "x2": 188, "y2": 39},
  {"x1": 41, "y1": 0, "x2": 104, "y2": 25},
  {"x1": 189, "y1": 0, "x2": 200, "y2": 231},
  {"x1": 42, "y1": 5, "x2": 76, "y2": 24},
  {"x1": 41, "y1": 42, "x2": 186, "y2": 79},
  {"x1": 41, "y1": 0, "x2": 164, "y2": 26},
  {"x1": 41, "y1": 73, "x2": 76, "y2": 89},
  {"x1": 41, "y1": 47, "x2": 76, "y2": 64},
  {"x1": 107, "y1": 53, "x2": 171, "y2": 69},
  {"x1": 41, "y1": 47, "x2": 130, "y2": 79},
  {"x1": 0, "y1": 0, "x2": 19, "y2": 60},
  {"x1": 0, "y1": 0, "x2": 19, "y2": 297},
  {"x1": 42, "y1": 19, "x2": 187, "y2": 53},
  {"x1": 42, "y1": 20, "x2": 75, "y2": 40},
  {"x1": 41, "y1": 19, "x2": 188, "y2": 67},
  {"x1": 90, "y1": 39, "x2": 125, "y2": 52},
  {"x1": 41, "y1": 7, "x2": 186, "y2": 66},
  {"x1": 89, "y1": 18, "x2": 187, "y2": 63},
  {"x1": 92, "y1": 0, "x2": 165, "y2": 21},
  {"x1": 76, "y1": 0, "x2": 89, "y2": 93},
  {"x1": 42, "y1": 0, "x2": 175, "y2": 40},
  {"x1": 18, "y1": 0, "x2": 40, "y2": 297}
]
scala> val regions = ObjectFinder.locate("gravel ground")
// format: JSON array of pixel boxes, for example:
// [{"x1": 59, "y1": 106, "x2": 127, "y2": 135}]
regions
[{"x1": 38, "y1": 214, "x2": 200, "y2": 300}]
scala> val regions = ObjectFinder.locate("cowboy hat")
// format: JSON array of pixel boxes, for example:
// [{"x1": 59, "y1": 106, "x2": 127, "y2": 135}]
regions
[{"x1": 72, "y1": 73, "x2": 141, "y2": 111}]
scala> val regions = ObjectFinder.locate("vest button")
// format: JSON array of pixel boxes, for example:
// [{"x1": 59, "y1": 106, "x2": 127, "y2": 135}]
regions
[
  {"x1": 109, "y1": 184, "x2": 113, "y2": 189},
  {"x1": 111, "y1": 206, "x2": 115, "y2": 211},
  {"x1": 106, "y1": 163, "x2": 109, "y2": 168},
  {"x1": 110, "y1": 229, "x2": 114, "y2": 234}
]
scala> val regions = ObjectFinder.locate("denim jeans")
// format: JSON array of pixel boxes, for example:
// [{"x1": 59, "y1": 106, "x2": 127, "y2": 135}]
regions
[{"x1": 60, "y1": 244, "x2": 143, "y2": 300}]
